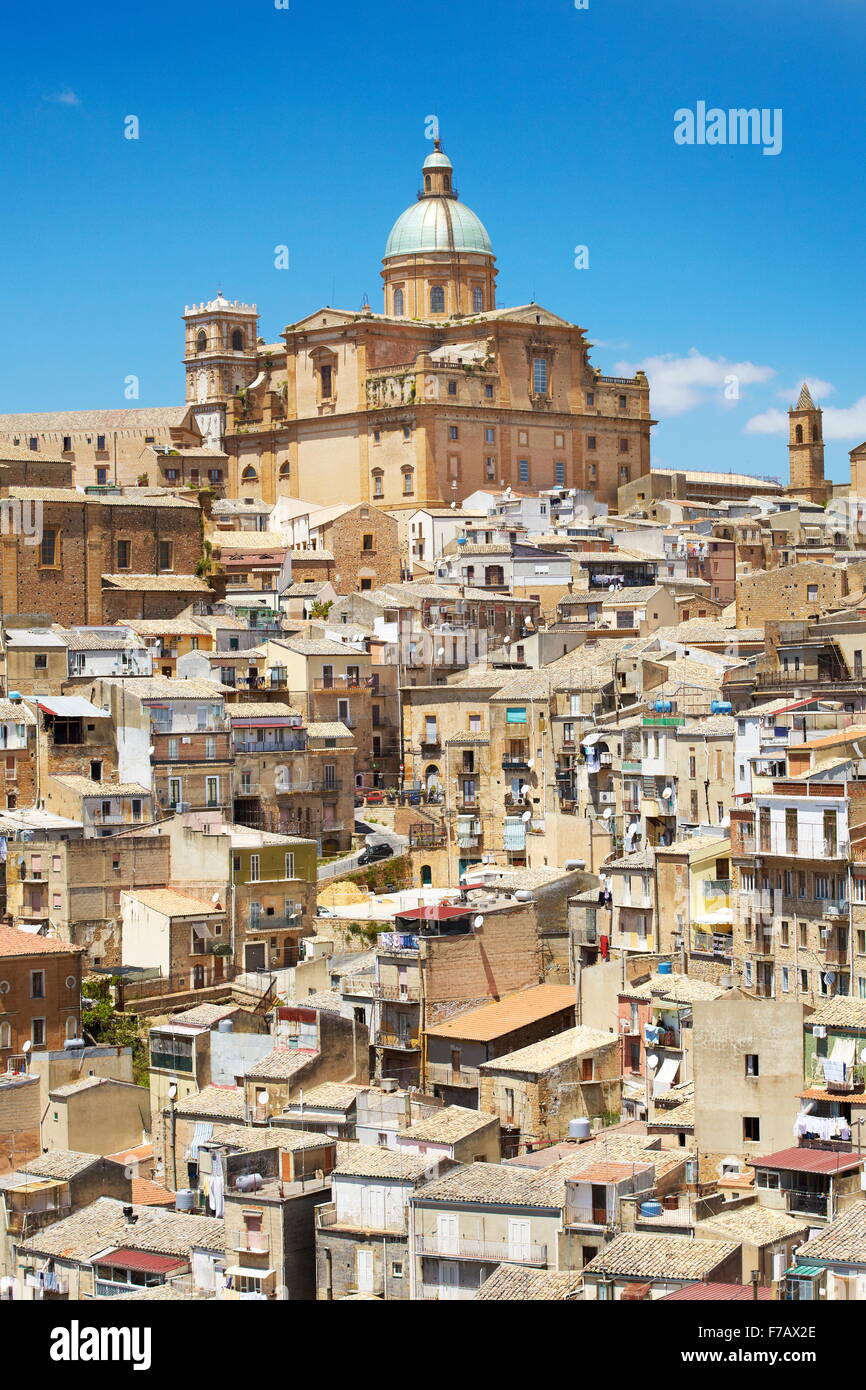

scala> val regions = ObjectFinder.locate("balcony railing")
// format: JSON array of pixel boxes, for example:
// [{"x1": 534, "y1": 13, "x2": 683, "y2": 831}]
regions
[
  {"x1": 232, "y1": 1233, "x2": 271, "y2": 1254},
  {"x1": 786, "y1": 1190, "x2": 829, "y2": 1218},
  {"x1": 415, "y1": 1234, "x2": 547, "y2": 1265},
  {"x1": 425, "y1": 1061, "x2": 480, "y2": 1088},
  {"x1": 314, "y1": 676, "x2": 373, "y2": 691},
  {"x1": 376, "y1": 1030, "x2": 420, "y2": 1051}
]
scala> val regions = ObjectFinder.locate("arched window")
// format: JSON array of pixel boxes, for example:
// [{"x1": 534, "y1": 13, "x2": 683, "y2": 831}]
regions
[
  {"x1": 795, "y1": 425, "x2": 803, "y2": 443},
  {"x1": 241, "y1": 466, "x2": 258, "y2": 482},
  {"x1": 65, "y1": 1016, "x2": 78, "y2": 1040},
  {"x1": 424, "y1": 175, "x2": 431, "y2": 191},
  {"x1": 402, "y1": 468, "x2": 414, "y2": 495},
  {"x1": 472, "y1": 287, "x2": 483, "y2": 312},
  {"x1": 231, "y1": 329, "x2": 244, "y2": 351},
  {"x1": 812, "y1": 425, "x2": 821, "y2": 442},
  {"x1": 372, "y1": 469, "x2": 384, "y2": 498},
  {"x1": 0, "y1": 1022, "x2": 10, "y2": 1049},
  {"x1": 430, "y1": 286, "x2": 445, "y2": 314},
  {"x1": 421, "y1": 864, "x2": 433, "y2": 886},
  {"x1": 279, "y1": 461, "x2": 291, "y2": 479},
  {"x1": 393, "y1": 288, "x2": 404, "y2": 317},
  {"x1": 196, "y1": 330, "x2": 207, "y2": 353}
]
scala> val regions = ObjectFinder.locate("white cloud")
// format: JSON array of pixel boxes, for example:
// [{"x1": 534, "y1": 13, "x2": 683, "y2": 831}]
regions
[
  {"x1": 746, "y1": 396, "x2": 866, "y2": 441},
  {"x1": 44, "y1": 88, "x2": 80, "y2": 106},
  {"x1": 776, "y1": 377, "x2": 835, "y2": 403},
  {"x1": 614, "y1": 348, "x2": 775, "y2": 416},
  {"x1": 744, "y1": 408, "x2": 788, "y2": 435}
]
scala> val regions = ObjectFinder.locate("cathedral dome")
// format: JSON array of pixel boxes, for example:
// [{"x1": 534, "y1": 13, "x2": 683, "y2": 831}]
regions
[{"x1": 384, "y1": 197, "x2": 494, "y2": 259}]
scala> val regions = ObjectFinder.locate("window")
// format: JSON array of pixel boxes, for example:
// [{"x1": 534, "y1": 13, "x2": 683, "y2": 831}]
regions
[
  {"x1": 532, "y1": 358, "x2": 549, "y2": 394},
  {"x1": 231, "y1": 328, "x2": 244, "y2": 351},
  {"x1": 39, "y1": 529, "x2": 59, "y2": 567},
  {"x1": 0, "y1": 1022, "x2": 10, "y2": 1049},
  {"x1": 745, "y1": 1054, "x2": 759, "y2": 1077},
  {"x1": 31, "y1": 1018, "x2": 46, "y2": 1047},
  {"x1": 116, "y1": 539, "x2": 131, "y2": 569},
  {"x1": 96, "y1": 434, "x2": 106, "y2": 451},
  {"x1": 31, "y1": 970, "x2": 45, "y2": 1000},
  {"x1": 403, "y1": 426, "x2": 411, "y2": 441},
  {"x1": 619, "y1": 437, "x2": 630, "y2": 453},
  {"x1": 743, "y1": 1116, "x2": 761, "y2": 1142},
  {"x1": 196, "y1": 329, "x2": 207, "y2": 353},
  {"x1": 807, "y1": 584, "x2": 818, "y2": 602},
  {"x1": 205, "y1": 777, "x2": 219, "y2": 807},
  {"x1": 402, "y1": 470, "x2": 414, "y2": 495},
  {"x1": 320, "y1": 364, "x2": 333, "y2": 398},
  {"x1": 158, "y1": 541, "x2": 173, "y2": 572},
  {"x1": 484, "y1": 428, "x2": 495, "y2": 443},
  {"x1": 285, "y1": 852, "x2": 295, "y2": 880},
  {"x1": 372, "y1": 470, "x2": 384, "y2": 498},
  {"x1": 586, "y1": 392, "x2": 595, "y2": 407},
  {"x1": 393, "y1": 288, "x2": 404, "y2": 317},
  {"x1": 518, "y1": 459, "x2": 529, "y2": 483},
  {"x1": 447, "y1": 380, "x2": 457, "y2": 397},
  {"x1": 484, "y1": 384, "x2": 494, "y2": 398},
  {"x1": 619, "y1": 394, "x2": 627, "y2": 410},
  {"x1": 62, "y1": 436, "x2": 72, "y2": 452},
  {"x1": 472, "y1": 287, "x2": 483, "y2": 312},
  {"x1": 485, "y1": 457, "x2": 496, "y2": 480},
  {"x1": 554, "y1": 461, "x2": 565, "y2": 486},
  {"x1": 430, "y1": 286, "x2": 445, "y2": 313},
  {"x1": 249, "y1": 854, "x2": 260, "y2": 882},
  {"x1": 781, "y1": 966, "x2": 790, "y2": 992},
  {"x1": 586, "y1": 435, "x2": 597, "y2": 451}
]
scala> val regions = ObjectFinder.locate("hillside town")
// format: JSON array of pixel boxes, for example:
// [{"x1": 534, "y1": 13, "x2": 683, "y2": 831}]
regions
[{"x1": 2, "y1": 140, "x2": 866, "y2": 1310}]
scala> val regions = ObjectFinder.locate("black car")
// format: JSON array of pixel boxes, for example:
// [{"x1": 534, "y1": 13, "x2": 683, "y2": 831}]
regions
[{"x1": 358, "y1": 841, "x2": 394, "y2": 866}]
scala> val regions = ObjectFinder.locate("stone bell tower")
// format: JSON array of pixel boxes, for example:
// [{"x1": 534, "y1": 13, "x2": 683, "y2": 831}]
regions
[
  {"x1": 182, "y1": 292, "x2": 260, "y2": 448},
  {"x1": 788, "y1": 382, "x2": 830, "y2": 506}
]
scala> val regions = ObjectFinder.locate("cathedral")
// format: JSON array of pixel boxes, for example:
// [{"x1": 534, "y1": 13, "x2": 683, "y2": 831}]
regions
[
  {"x1": 183, "y1": 140, "x2": 654, "y2": 510},
  {"x1": 0, "y1": 140, "x2": 654, "y2": 508}
]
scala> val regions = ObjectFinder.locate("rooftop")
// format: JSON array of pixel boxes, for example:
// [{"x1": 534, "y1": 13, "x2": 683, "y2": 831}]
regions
[
  {"x1": 424, "y1": 984, "x2": 576, "y2": 1043},
  {"x1": 399, "y1": 1106, "x2": 499, "y2": 1145},
  {"x1": 476, "y1": 1264, "x2": 583, "y2": 1301},
  {"x1": 478, "y1": 1025, "x2": 619, "y2": 1075},
  {"x1": 582, "y1": 1232, "x2": 739, "y2": 1281}
]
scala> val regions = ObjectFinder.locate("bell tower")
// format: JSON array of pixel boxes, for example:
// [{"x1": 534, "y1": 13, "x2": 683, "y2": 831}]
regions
[
  {"x1": 182, "y1": 292, "x2": 259, "y2": 447},
  {"x1": 788, "y1": 383, "x2": 830, "y2": 506}
]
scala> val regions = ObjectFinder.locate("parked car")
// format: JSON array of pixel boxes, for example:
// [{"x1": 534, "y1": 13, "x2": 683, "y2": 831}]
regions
[
  {"x1": 357, "y1": 842, "x2": 394, "y2": 865},
  {"x1": 363, "y1": 789, "x2": 385, "y2": 805}
]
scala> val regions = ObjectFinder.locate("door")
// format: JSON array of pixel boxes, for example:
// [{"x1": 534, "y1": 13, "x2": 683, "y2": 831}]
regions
[
  {"x1": 363, "y1": 1185, "x2": 386, "y2": 1230},
  {"x1": 356, "y1": 1248, "x2": 373, "y2": 1293},
  {"x1": 437, "y1": 1214, "x2": 458, "y2": 1256},
  {"x1": 507, "y1": 1218, "x2": 532, "y2": 1262},
  {"x1": 438, "y1": 1259, "x2": 459, "y2": 1301},
  {"x1": 591, "y1": 1184, "x2": 607, "y2": 1225},
  {"x1": 245, "y1": 943, "x2": 266, "y2": 973}
]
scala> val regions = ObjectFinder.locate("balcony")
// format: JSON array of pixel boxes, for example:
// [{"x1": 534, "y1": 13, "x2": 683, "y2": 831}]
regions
[
  {"x1": 372, "y1": 983, "x2": 421, "y2": 1002},
  {"x1": 235, "y1": 737, "x2": 306, "y2": 754},
  {"x1": 425, "y1": 1061, "x2": 480, "y2": 1089},
  {"x1": 786, "y1": 1190, "x2": 829, "y2": 1219},
  {"x1": 419, "y1": 1283, "x2": 478, "y2": 1301},
  {"x1": 760, "y1": 830, "x2": 849, "y2": 860},
  {"x1": 376, "y1": 1030, "x2": 420, "y2": 1051},
  {"x1": 415, "y1": 1234, "x2": 547, "y2": 1265},
  {"x1": 232, "y1": 1232, "x2": 271, "y2": 1254},
  {"x1": 502, "y1": 755, "x2": 531, "y2": 772},
  {"x1": 749, "y1": 932, "x2": 775, "y2": 960},
  {"x1": 314, "y1": 676, "x2": 372, "y2": 692}
]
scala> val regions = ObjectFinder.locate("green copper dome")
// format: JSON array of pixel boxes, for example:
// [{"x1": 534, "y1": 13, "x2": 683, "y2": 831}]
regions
[{"x1": 384, "y1": 196, "x2": 494, "y2": 258}]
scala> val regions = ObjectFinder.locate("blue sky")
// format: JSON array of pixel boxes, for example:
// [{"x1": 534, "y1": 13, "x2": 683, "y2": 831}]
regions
[{"x1": 2, "y1": 0, "x2": 865, "y2": 482}]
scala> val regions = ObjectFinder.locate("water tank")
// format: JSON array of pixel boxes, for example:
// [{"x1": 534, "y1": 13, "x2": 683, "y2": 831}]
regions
[
  {"x1": 568, "y1": 1117, "x2": 591, "y2": 1141},
  {"x1": 7, "y1": 691, "x2": 21, "y2": 703},
  {"x1": 175, "y1": 1188, "x2": 196, "y2": 1212},
  {"x1": 711, "y1": 700, "x2": 733, "y2": 715},
  {"x1": 640, "y1": 1200, "x2": 663, "y2": 1218},
  {"x1": 654, "y1": 699, "x2": 673, "y2": 714},
  {"x1": 217, "y1": 1018, "x2": 234, "y2": 1033},
  {"x1": 657, "y1": 961, "x2": 673, "y2": 975},
  {"x1": 235, "y1": 1173, "x2": 263, "y2": 1193},
  {"x1": 514, "y1": 890, "x2": 534, "y2": 903}
]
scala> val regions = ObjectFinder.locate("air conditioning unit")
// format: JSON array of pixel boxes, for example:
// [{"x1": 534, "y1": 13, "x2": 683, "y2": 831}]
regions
[
  {"x1": 181, "y1": 736, "x2": 192, "y2": 745},
  {"x1": 826, "y1": 904, "x2": 847, "y2": 918},
  {"x1": 174, "y1": 802, "x2": 190, "y2": 813}
]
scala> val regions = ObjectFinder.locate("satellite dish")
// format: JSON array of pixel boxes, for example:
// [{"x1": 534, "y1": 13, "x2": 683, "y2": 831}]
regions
[
  {"x1": 527, "y1": 758, "x2": 535, "y2": 769},
  {"x1": 520, "y1": 784, "x2": 531, "y2": 796},
  {"x1": 21, "y1": 1040, "x2": 32, "y2": 1053},
  {"x1": 647, "y1": 1053, "x2": 659, "y2": 1070},
  {"x1": 258, "y1": 1089, "x2": 270, "y2": 1106},
  {"x1": 662, "y1": 786, "x2": 673, "y2": 799},
  {"x1": 603, "y1": 807, "x2": 613, "y2": 820},
  {"x1": 148, "y1": 746, "x2": 155, "y2": 757},
  {"x1": 211, "y1": 891, "x2": 221, "y2": 905},
  {"x1": 450, "y1": 501, "x2": 457, "y2": 509},
  {"x1": 437, "y1": 647, "x2": 445, "y2": 659},
  {"x1": 167, "y1": 1083, "x2": 178, "y2": 1101},
  {"x1": 503, "y1": 636, "x2": 511, "y2": 645},
  {"x1": 474, "y1": 914, "x2": 484, "y2": 929},
  {"x1": 824, "y1": 972, "x2": 837, "y2": 986},
  {"x1": 521, "y1": 810, "x2": 532, "y2": 823},
  {"x1": 524, "y1": 617, "x2": 534, "y2": 629},
  {"x1": 860, "y1": 1048, "x2": 866, "y2": 1064}
]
